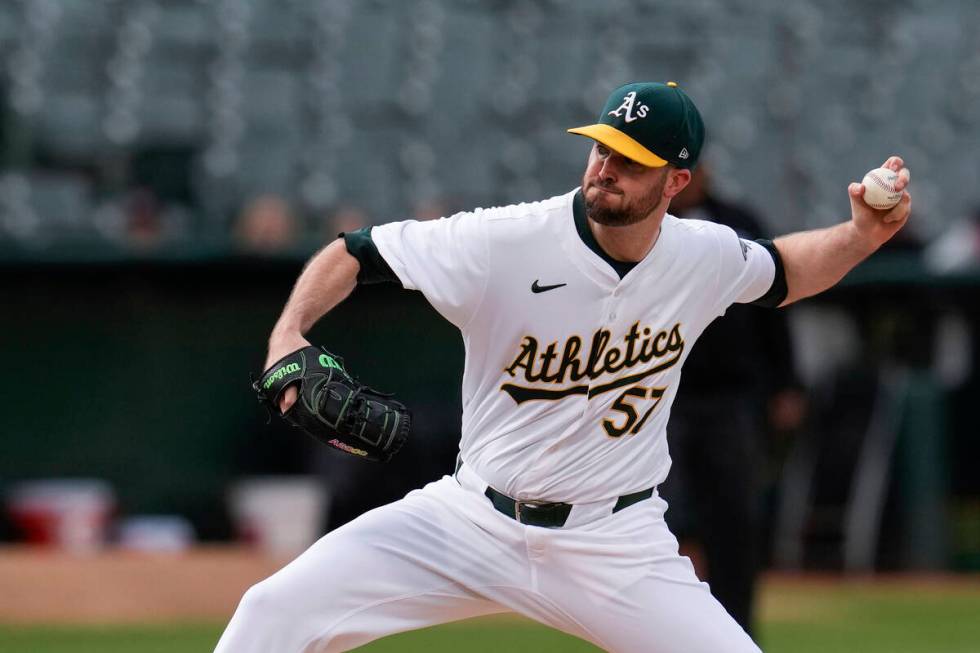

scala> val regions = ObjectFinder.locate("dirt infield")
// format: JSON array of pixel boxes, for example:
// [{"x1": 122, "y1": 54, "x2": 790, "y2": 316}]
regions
[
  {"x1": 2, "y1": 545, "x2": 979, "y2": 625},
  {"x1": 0, "y1": 545, "x2": 286, "y2": 624}
]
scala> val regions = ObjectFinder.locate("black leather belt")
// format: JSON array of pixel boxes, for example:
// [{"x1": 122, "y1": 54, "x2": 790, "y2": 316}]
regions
[{"x1": 483, "y1": 485, "x2": 655, "y2": 528}]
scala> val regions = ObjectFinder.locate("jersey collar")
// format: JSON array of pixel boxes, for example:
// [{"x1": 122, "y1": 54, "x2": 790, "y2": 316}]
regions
[
  {"x1": 572, "y1": 190, "x2": 638, "y2": 280},
  {"x1": 568, "y1": 189, "x2": 677, "y2": 286}
]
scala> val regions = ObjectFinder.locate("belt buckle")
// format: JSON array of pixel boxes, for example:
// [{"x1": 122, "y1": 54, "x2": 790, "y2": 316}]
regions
[{"x1": 515, "y1": 500, "x2": 550, "y2": 524}]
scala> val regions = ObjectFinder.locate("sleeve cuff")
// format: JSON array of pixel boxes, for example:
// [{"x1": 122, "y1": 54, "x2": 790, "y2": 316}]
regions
[
  {"x1": 750, "y1": 239, "x2": 788, "y2": 308},
  {"x1": 340, "y1": 227, "x2": 400, "y2": 285}
]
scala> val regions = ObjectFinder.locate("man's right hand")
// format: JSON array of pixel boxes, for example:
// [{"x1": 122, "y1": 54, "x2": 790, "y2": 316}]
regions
[{"x1": 265, "y1": 332, "x2": 312, "y2": 414}]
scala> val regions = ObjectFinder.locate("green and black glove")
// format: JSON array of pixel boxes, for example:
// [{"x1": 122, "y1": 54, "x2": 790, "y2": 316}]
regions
[{"x1": 254, "y1": 346, "x2": 411, "y2": 462}]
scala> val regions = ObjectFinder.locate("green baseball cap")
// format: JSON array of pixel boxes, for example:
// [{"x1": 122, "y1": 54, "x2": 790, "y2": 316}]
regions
[{"x1": 568, "y1": 81, "x2": 705, "y2": 169}]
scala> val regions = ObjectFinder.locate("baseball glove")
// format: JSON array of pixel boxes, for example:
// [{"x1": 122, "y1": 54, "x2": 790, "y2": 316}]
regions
[{"x1": 253, "y1": 346, "x2": 411, "y2": 462}]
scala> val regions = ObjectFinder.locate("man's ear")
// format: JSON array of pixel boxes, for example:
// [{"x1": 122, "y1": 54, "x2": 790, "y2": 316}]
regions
[{"x1": 664, "y1": 168, "x2": 692, "y2": 199}]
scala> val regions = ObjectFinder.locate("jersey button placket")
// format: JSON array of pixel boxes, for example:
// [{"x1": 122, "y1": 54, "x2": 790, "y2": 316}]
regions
[{"x1": 608, "y1": 288, "x2": 621, "y2": 322}]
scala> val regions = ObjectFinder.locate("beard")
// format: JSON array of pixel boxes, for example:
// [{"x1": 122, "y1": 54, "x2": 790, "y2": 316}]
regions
[{"x1": 582, "y1": 172, "x2": 668, "y2": 227}]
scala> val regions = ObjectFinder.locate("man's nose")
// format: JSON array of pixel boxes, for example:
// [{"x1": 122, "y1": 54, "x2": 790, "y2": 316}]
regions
[{"x1": 598, "y1": 157, "x2": 617, "y2": 182}]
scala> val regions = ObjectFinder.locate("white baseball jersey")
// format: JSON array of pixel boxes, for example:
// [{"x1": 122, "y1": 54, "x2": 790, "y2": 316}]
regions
[
  {"x1": 371, "y1": 188, "x2": 775, "y2": 503},
  {"x1": 217, "y1": 188, "x2": 773, "y2": 653}
]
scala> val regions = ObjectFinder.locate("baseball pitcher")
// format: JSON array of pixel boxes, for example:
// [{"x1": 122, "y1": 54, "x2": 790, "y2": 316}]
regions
[{"x1": 217, "y1": 81, "x2": 911, "y2": 653}]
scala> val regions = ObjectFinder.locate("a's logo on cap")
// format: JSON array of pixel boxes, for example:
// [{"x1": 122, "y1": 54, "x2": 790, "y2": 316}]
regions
[
  {"x1": 608, "y1": 91, "x2": 649, "y2": 124},
  {"x1": 678, "y1": 147, "x2": 689, "y2": 159}
]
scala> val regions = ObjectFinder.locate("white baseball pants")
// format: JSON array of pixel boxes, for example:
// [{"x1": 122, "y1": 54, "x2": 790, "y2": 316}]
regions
[{"x1": 215, "y1": 464, "x2": 761, "y2": 653}]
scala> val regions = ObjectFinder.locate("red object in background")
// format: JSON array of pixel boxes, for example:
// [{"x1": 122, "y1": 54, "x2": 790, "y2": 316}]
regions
[{"x1": 5, "y1": 480, "x2": 115, "y2": 553}]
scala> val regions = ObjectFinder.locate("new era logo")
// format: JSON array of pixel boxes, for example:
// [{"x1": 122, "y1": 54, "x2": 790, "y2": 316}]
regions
[{"x1": 679, "y1": 147, "x2": 689, "y2": 160}]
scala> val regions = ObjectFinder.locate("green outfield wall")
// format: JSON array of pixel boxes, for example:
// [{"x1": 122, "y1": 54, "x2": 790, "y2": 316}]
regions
[{"x1": 0, "y1": 259, "x2": 463, "y2": 538}]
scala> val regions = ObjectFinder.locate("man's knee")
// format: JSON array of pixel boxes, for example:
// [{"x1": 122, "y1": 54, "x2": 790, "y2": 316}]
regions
[
  {"x1": 217, "y1": 578, "x2": 309, "y2": 652},
  {"x1": 234, "y1": 577, "x2": 292, "y2": 623}
]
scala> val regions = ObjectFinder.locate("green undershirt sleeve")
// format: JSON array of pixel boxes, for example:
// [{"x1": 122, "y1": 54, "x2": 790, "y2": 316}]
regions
[{"x1": 340, "y1": 227, "x2": 399, "y2": 285}]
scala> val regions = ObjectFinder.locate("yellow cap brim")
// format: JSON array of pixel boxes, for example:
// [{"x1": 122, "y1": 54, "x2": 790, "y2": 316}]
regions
[{"x1": 566, "y1": 124, "x2": 669, "y2": 168}]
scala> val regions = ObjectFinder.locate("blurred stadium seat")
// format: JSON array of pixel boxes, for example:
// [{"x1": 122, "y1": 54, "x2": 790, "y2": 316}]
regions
[{"x1": 0, "y1": 0, "x2": 976, "y2": 251}]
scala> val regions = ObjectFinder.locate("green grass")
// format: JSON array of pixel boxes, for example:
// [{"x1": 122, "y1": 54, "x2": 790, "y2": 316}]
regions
[
  {"x1": 758, "y1": 582, "x2": 980, "y2": 653},
  {"x1": 0, "y1": 624, "x2": 223, "y2": 653},
  {"x1": 2, "y1": 581, "x2": 979, "y2": 653},
  {"x1": 0, "y1": 621, "x2": 600, "y2": 653}
]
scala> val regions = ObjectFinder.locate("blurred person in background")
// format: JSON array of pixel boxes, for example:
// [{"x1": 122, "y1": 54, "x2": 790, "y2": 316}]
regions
[
  {"x1": 324, "y1": 205, "x2": 370, "y2": 241},
  {"x1": 91, "y1": 186, "x2": 189, "y2": 251},
  {"x1": 109, "y1": 146, "x2": 197, "y2": 250},
  {"x1": 234, "y1": 194, "x2": 298, "y2": 255},
  {"x1": 124, "y1": 188, "x2": 167, "y2": 250},
  {"x1": 658, "y1": 164, "x2": 806, "y2": 634}
]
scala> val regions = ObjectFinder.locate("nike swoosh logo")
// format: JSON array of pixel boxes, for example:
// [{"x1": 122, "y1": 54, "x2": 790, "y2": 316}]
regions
[{"x1": 531, "y1": 280, "x2": 567, "y2": 294}]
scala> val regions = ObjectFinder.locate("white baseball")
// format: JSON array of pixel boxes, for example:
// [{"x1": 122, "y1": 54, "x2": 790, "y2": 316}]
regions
[{"x1": 861, "y1": 167, "x2": 904, "y2": 210}]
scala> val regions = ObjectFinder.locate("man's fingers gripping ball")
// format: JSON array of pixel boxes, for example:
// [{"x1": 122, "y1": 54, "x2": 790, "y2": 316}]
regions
[
  {"x1": 253, "y1": 346, "x2": 412, "y2": 462},
  {"x1": 882, "y1": 155, "x2": 905, "y2": 173},
  {"x1": 860, "y1": 166, "x2": 909, "y2": 210}
]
